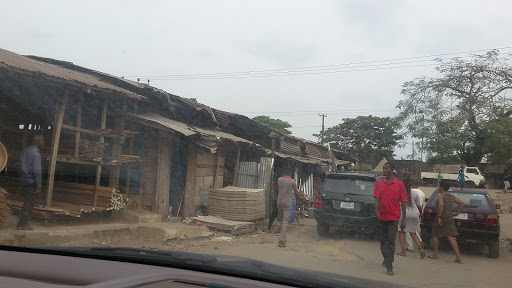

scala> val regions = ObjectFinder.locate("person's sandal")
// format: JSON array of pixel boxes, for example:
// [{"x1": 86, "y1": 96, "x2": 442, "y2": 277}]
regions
[
  {"x1": 420, "y1": 250, "x2": 426, "y2": 259},
  {"x1": 277, "y1": 241, "x2": 286, "y2": 248},
  {"x1": 453, "y1": 259, "x2": 463, "y2": 264}
]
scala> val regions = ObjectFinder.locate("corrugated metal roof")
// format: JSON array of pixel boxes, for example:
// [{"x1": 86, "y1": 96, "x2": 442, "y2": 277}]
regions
[
  {"x1": 0, "y1": 48, "x2": 145, "y2": 100},
  {"x1": 129, "y1": 113, "x2": 256, "y2": 146}
]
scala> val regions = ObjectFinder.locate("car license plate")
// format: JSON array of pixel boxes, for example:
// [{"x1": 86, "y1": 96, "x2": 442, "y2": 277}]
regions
[
  {"x1": 454, "y1": 213, "x2": 468, "y2": 220},
  {"x1": 340, "y1": 201, "x2": 354, "y2": 209}
]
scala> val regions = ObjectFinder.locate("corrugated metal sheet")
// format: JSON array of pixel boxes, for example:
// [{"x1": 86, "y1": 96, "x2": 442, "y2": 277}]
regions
[
  {"x1": 279, "y1": 140, "x2": 301, "y2": 156},
  {"x1": 237, "y1": 161, "x2": 259, "y2": 189},
  {"x1": 300, "y1": 173, "x2": 314, "y2": 200},
  {"x1": 258, "y1": 157, "x2": 274, "y2": 218},
  {"x1": 0, "y1": 48, "x2": 145, "y2": 100},
  {"x1": 305, "y1": 143, "x2": 330, "y2": 159}
]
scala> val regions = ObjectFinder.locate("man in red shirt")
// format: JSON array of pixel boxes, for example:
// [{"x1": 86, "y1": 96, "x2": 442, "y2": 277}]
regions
[{"x1": 373, "y1": 162, "x2": 407, "y2": 276}]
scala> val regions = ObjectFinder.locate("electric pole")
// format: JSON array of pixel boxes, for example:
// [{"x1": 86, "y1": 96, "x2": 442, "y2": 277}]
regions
[{"x1": 318, "y1": 114, "x2": 327, "y2": 132}]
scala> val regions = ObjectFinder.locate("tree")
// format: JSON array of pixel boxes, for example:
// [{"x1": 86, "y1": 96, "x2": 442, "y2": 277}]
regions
[
  {"x1": 315, "y1": 115, "x2": 404, "y2": 165},
  {"x1": 251, "y1": 115, "x2": 293, "y2": 134},
  {"x1": 397, "y1": 50, "x2": 512, "y2": 165}
]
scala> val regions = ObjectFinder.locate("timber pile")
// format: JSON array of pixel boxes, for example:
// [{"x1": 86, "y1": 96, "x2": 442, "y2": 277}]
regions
[
  {"x1": 53, "y1": 182, "x2": 119, "y2": 207},
  {"x1": 0, "y1": 187, "x2": 11, "y2": 228},
  {"x1": 208, "y1": 186, "x2": 265, "y2": 222},
  {"x1": 121, "y1": 154, "x2": 141, "y2": 163},
  {"x1": 58, "y1": 139, "x2": 108, "y2": 161}
]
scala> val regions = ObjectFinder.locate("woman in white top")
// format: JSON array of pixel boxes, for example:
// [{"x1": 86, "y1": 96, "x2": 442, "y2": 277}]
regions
[{"x1": 397, "y1": 178, "x2": 425, "y2": 258}]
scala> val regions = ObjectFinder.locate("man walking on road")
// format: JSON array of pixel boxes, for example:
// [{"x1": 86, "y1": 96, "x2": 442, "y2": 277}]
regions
[
  {"x1": 373, "y1": 162, "x2": 407, "y2": 276},
  {"x1": 276, "y1": 174, "x2": 302, "y2": 248},
  {"x1": 17, "y1": 134, "x2": 44, "y2": 230}
]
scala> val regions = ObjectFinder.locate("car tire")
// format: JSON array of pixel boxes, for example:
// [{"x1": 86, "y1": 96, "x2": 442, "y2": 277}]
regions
[
  {"x1": 488, "y1": 240, "x2": 499, "y2": 258},
  {"x1": 317, "y1": 222, "x2": 330, "y2": 237},
  {"x1": 465, "y1": 181, "x2": 476, "y2": 188}
]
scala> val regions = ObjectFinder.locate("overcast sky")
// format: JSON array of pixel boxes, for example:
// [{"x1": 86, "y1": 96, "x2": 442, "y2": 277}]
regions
[{"x1": 2, "y1": 0, "x2": 511, "y2": 159}]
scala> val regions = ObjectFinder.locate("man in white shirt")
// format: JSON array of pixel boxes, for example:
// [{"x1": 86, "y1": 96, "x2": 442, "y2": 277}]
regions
[{"x1": 407, "y1": 179, "x2": 425, "y2": 251}]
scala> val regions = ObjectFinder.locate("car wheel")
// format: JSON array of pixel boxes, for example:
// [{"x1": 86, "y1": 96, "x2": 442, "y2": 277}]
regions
[
  {"x1": 466, "y1": 181, "x2": 476, "y2": 188},
  {"x1": 488, "y1": 240, "x2": 499, "y2": 258},
  {"x1": 317, "y1": 222, "x2": 330, "y2": 237}
]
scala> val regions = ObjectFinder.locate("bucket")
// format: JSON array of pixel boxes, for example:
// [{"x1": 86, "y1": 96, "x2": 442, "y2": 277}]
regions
[{"x1": 289, "y1": 200, "x2": 296, "y2": 223}]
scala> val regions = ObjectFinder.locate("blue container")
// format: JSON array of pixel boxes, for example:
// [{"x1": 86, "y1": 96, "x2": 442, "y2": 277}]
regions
[{"x1": 289, "y1": 200, "x2": 296, "y2": 223}]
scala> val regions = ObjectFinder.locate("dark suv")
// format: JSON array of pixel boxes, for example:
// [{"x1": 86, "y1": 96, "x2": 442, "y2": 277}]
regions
[
  {"x1": 420, "y1": 188, "x2": 501, "y2": 258},
  {"x1": 313, "y1": 173, "x2": 382, "y2": 238}
]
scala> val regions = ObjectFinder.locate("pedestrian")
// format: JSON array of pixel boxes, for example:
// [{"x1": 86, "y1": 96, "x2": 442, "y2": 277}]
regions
[
  {"x1": 457, "y1": 165, "x2": 465, "y2": 190},
  {"x1": 503, "y1": 169, "x2": 510, "y2": 195},
  {"x1": 276, "y1": 174, "x2": 302, "y2": 248},
  {"x1": 17, "y1": 134, "x2": 44, "y2": 230},
  {"x1": 406, "y1": 179, "x2": 425, "y2": 252},
  {"x1": 397, "y1": 177, "x2": 426, "y2": 259},
  {"x1": 373, "y1": 162, "x2": 408, "y2": 276},
  {"x1": 428, "y1": 180, "x2": 464, "y2": 264}
]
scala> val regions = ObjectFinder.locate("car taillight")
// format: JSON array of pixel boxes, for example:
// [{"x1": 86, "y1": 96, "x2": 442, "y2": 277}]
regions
[
  {"x1": 315, "y1": 195, "x2": 323, "y2": 208},
  {"x1": 485, "y1": 214, "x2": 498, "y2": 224},
  {"x1": 423, "y1": 208, "x2": 435, "y2": 218}
]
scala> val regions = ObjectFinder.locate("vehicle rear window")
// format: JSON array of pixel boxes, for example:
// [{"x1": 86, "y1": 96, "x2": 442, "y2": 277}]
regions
[
  {"x1": 322, "y1": 177, "x2": 375, "y2": 195},
  {"x1": 431, "y1": 192, "x2": 491, "y2": 211}
]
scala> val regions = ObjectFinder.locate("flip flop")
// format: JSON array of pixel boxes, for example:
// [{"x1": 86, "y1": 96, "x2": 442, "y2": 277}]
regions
[
  {"x1": 454, "y1": 259, "x2": 463, "y2": 264},
  {"x1": 277, "y1": 241, "x2": 286, "y2": 248},
  {"x1": 397, "y1": 252, "x2": 407, "y2": 257},
  {"x1": 427, "y1": 255, "x2": 439, "y2": 260},
  {"x1": 420, "y1": 250, "x2": 426, "y2": 259}
]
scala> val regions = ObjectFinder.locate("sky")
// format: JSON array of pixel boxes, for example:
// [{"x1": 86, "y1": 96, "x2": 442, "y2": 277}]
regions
[{"x1": 2, "y1": 0, "x2": 512, "y2": 159}]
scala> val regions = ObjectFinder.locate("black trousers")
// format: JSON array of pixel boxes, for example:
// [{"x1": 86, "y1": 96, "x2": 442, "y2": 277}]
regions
[
  {"x1": 379, "y1": 220, "x2": 398, "y2": 270},
  {"x1": 268, "y1": 205, "x2": 279, "y2": 230},
  {"x1": 17, "y1": 183, "x2": 37, "y2": 228}
]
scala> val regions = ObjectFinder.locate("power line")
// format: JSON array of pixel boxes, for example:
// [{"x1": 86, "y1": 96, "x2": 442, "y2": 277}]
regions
[{"x1": 124, "y1": 46, "x2": 512, "y2": 80}]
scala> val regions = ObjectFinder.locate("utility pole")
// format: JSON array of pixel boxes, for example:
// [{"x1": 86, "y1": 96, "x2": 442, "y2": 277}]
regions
[{"x1": 318, "y1": 114, "x2": 327, "y2": 132}]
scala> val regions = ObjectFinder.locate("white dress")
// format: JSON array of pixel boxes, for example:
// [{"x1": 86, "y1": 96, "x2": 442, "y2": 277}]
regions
[{"x1": 399, "y1": 190, "x2": 422, "y2": 233}]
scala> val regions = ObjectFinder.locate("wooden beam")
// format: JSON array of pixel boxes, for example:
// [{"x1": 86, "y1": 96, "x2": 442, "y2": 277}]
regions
[
  {"x1": 232, "y1": 147, "x2": 241, "y2": 186},
  {"x1": 46, "y1": 92, "x2": 69, "y2": 207},
  {"x1": 109, "y1": 102, "x2": 126, "y2": 188},
  {"x1": 124, "y1": 137, "x2": 135, "y2": 194},
  {"x1": 213, "y1": 150, "x2": 224, "y2": 189},
  {"x1": 94, "y1": 99, "x2": 108, "y2": 207},
  {"x1": 183, "y1": 144, "x2": 197, "y2": 218},
  {"x1": 155, "y1": 133, "x2": 172, "y2": 218},
  {"x1": 61, "y1": 124, "x2": 124, "y2": 139},
  {"x1": 74, "y1": 95, "x2": 83, "y2": 159}
]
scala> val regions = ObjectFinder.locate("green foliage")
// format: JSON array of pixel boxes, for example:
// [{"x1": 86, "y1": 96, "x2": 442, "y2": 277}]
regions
[
  {"x1": 397, "y1": 50, "x2": 512, "y2": 165},
  {"x1": 315, "y1": 115, "x2": 404, "y2": 164},
  {"x1": 252, "y1": 115, "x2": 292, "y2": 134}
]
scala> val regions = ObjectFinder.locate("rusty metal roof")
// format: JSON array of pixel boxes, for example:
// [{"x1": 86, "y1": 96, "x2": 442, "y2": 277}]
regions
[{"x1": 0, "y1": 48, "x2": 145, "y2": 100}]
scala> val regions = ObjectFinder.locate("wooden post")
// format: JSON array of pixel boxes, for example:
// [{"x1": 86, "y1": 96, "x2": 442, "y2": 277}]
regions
[
  {"x1": 94, "y1": 99, "x2": 108, "y2": 207},
  {"x1": 155, "y1": 133, "x2": 171, "y2": 218},
  {"x1": 213, "y1": 149, "x2": 223, "y2": 189},
  {"x1": 74, "y1": 95, "x2": 83, "y2": 159},
  {"x1": 232, "y1": 147, "x2": 240, "y2": 186},
  {"x1": 109, "y1": 102, "x2": 126, "y2": 188},
  {"x1": 46, "y1": 93, "x2": 68, "y2": 207},
  {"x1": 124, "y1": 137, "x2": 135, "y2": 194},
  {"x1": 183, "y1": 144, "x2": 197, "y2": 218}
]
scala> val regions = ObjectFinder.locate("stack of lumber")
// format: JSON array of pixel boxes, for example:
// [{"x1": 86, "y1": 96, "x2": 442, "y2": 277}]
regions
[
  {"x1": 58, "y1": 139, "x2": 108, "y2": 161},
  {"x1": 52, "y1": 182, "x2": 118, "y2": 208},
  {"x1": 208, "y1": 186, "x2": 265, "y2": 222},
  {"x1": 0, "y1": 187, "x2": 11, "y2": 228},
  {"x1": 7, "y1": 197, "x2": 104, "y2": 220},
  {"x1": 121, "y1": 154, "x2": 141, "y2": 163}
]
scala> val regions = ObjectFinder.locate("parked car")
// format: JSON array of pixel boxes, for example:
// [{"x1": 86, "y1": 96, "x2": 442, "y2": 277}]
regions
[
  {"x1": 313, "y1": 172, "x2": 383, "y2": 239},
  {"x1": 420, "y1": 188, "x2": 501, "y2": 258}
]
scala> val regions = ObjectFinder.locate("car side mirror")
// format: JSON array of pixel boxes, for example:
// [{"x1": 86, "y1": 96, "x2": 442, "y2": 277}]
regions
[{"x1": 496, "y1": 204, "x2": 501, "y2": 209}]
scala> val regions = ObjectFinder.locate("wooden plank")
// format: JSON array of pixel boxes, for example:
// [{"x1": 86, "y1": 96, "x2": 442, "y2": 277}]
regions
[
  {"x1": 46, "y1": 92, "x2": 68, "y2": 207},
  {"x1": 183, "y1": 144, "x2": 197, "y2": 218},
  {"x1": 213, "y1": 150, "x2": 223, "y2": 189},
  {"x1": 94, "y1": 99, "x2": 108, "y2": 207},
  {"x1": 155, "y1": 134, "x2": 171, "y2": 218},
  {"x1": 232, "y1": 147, "x2": 240, "y2": 186},
  {"x1": 109, "y1": 102, "x2": 126, "y2": 188},
  {"x1": 74, "y1": 95, "x2": 83, "y2": 159}
]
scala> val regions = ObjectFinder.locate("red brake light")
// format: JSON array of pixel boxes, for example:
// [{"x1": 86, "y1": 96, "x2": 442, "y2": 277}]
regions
[
  {"x1": 423, "y1": 208, "x2": 435, "y2": 218},
  {"x1": 485, "y1": 214, "x2": 498, "y2": 224},
  {"x1": 315, "y1": 195, "x2": 323, "y2": 208}
]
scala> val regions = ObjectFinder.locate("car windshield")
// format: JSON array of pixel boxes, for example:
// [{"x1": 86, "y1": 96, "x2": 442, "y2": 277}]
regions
[
  {"x1": 1, "y1": 1, "x2": 512, "y2": 288},
  {"x1": 322, "y1": 177, "x2": 375, "y2": 196}
]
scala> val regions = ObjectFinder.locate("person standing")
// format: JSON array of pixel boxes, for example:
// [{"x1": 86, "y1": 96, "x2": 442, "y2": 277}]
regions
[
  {"x1": 276, "y1": 174, "x2": 302, "y2": 248},
  {"x1": 428, "y1": 180, "x2": 464, "y2": 263},
  {"x1": 373, "y1": 162, "x2": 408, "y2": 276},
  {"x1": 503, "y1": 170, "x2": 510, "y2": 195},
  {"x1": 457, "y1": 165, "x2": 465, "y2": 190},
  {"x1": 397, "y1": 178, "x2": 425, "y2": 259},
  {"x1": 17, "y1": 134, "x2": 44, "y2": 230},
  {"x1": 406, "y1": 179, "x2": 425, "y2": 252}
]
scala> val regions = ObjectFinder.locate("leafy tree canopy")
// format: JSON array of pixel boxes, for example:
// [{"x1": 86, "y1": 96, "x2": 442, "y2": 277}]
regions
[{"x1": 252, "y1": 115, "x2": 292, "y2": 134}]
